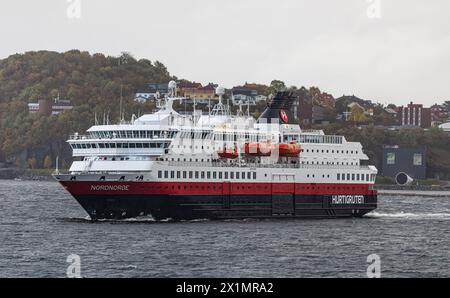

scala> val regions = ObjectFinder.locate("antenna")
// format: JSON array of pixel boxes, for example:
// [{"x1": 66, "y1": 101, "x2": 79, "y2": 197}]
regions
[
  {"x1": 54, "y1": 156, "x2": 59, "y2": 175},
  {"x1": 168, "y1": 80, "x2": 177, "y2": 97},
  {"x1": 120, "y1": 85, "x2": 123, "y2": 122}
]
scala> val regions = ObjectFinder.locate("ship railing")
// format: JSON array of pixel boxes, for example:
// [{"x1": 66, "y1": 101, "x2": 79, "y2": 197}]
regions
[
  {"x1": 166, "y1": 161, "x2": 374, "y2": 170},
  {"x1": 297, "y1": 134, "x2": 344, "y2": 145}
]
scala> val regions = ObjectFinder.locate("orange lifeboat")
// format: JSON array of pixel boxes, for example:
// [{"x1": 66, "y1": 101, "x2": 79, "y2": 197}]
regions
[
  {"x1": 244, "y1": 141, "x2": 272, "y2": 156},
  {"x1": 277, "y1": 141, "x2": 301, "y2": 157},
  {"x1": 218, "y1": 147, "x2": 239, "y2": 159}
]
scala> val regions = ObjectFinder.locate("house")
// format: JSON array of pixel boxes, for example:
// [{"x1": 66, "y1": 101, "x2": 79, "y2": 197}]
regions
[
  {"x1": 255, "y1": 95, "x2": 268, "y2": 102},
  {"x1": 382, "y1": 146, "x2": 426, "y2": 180},
  {"x1": 28, "y1": 97, "x2": 73, "y2": 116},
  {"x1": 231, "y1": 87, "x2": 258, "y2": 105},
  {"x1": 396, "y1": 102, "x2": 431, "y2": 128},
  {"x1": 384, "y1": 108, "x2": 398, "y2": 117},
  {"x1": 345, "y1": 102, "x2": 368, "y2": 122},
  {"x1": 178, "y1": 81, "x2": 203, "y2": 96},
  {"x1": 292, "y1": 88, "x2": 327, "y2": 125},
  {"x1": 134, "y1": 83, "x2": 169, "y2": 102},
  {"x1": 182, "y1": 83, "x2": 216, "y2": 100}
]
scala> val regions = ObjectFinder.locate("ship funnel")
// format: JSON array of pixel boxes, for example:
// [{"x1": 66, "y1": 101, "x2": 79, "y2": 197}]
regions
[
  {"x1": 257, "y1": 91, "x2": 297, "y2": 124},
  {"x1": 395, "y1": 172, "x2": 414, "y2": 186}
]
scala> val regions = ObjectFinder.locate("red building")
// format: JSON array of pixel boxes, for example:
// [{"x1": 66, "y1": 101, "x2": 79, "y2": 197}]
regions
[{"x1": 397, "y1": 102, "x2": 431, "y2": 128}]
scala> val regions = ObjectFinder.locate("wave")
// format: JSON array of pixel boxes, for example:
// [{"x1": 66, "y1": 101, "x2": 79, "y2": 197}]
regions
[{"x1": 367, "y1": 211, "x2": 450, "y2": 219}]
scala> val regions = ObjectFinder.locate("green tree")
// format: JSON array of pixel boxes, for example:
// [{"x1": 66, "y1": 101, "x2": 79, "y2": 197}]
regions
[{"x1": 269, "y1": 80, "x2": 286, "y2": 95}]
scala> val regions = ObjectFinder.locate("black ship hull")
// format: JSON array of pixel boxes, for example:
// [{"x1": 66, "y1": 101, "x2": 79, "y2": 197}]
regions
[{"x1": 73, "y1": 194, "x2": 377, "y2": 221}]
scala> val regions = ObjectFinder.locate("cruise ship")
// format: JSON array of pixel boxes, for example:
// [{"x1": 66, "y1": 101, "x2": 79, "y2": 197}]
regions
[{"x1": 54, "y1": 81, "x2": 378, "y2": 220}]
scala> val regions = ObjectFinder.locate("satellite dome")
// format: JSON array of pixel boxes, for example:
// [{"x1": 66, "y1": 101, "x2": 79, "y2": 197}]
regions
[
  {"x1": 215, "y1": 86, "x2": 225, "y2": 96},
  {"x1": 168, "y1": 80, "x2": 177, "y2": 89}
]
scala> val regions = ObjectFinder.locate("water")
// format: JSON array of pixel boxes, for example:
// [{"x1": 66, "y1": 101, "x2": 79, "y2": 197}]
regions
[{"x1": 1, "y1": 180, "x2": 449, "y2": 278}]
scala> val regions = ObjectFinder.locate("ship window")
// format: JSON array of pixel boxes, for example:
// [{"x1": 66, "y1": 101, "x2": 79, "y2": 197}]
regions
[
  {"x1": 207, "y1": 172, "x2": 211, "y2": 179},
  {"x1": 253, "y1": 172, "x2": 256, "y2": 179},
  {"x1": 347, "y1": 174, "x2": 350, "y2": 180},
  {"x1": 219, "y1": 172, "x2": 222, "y2": 179},
  {"x1": 117, "y1": 143, "x2": 122, "y2": 148},
  {"x1": 236, "y1": 172, "x2": 240, "y2": 179},
  {"x1": 366, "y1": 174, "x2": 369, "y2": 181},
  {"x1": 183, "y1": 171, "x2": 187, "y2": 179},
  {"x1": 357, "y1": 174, "x2": 360, "y2": 181},
  {"x1": 224, "y1": 172, "x2": 228, "y2": 179},
  {"x1": 129, "y1": 143, "x2": 136, "y2": 148},
  {"x1": 230, "y1": 172, "x2": 234, "y2": 179},
  {"x1": 177, "y1": 171, "x2": 180, "y2": 179},
  {"x1": 110, "y1": 143, "x2": 116, "y2": 148},
  {"x1": 189, "y1": 171, "x2": 193, "y2": 179},
  {"x1": 170, "y1": 171, "x2": 175, "y2": 178},
  {"x1": 158, "y1": 171, "x2": 162, "y2": 178},
  {"x1": 213, "y1": 172, "x2": 217, "y2": 179},
  {"x1": 201, "y1": 172, "x2": 205, "y2": 179},
  {"x1": 352, "y1": 174, "x2": 355, "y2": 181},
  {"x1": 195, "y1": 171, "x2": 199, "y2": 179},
  {"x1": 242, "y1": 172, "x2": 245, "y2": 180},
  {"x1": 307, "y1": 174, "x2": 310, "y2": 178},
  {"x1": 136, "y1": 143, "x2": 143, "y2": 148},
  {"x1": 164, "y1": 171, "x2": 168, "y2": 178},
  {"x1": 337, "y1": 173, "x2": 340, "y2": 180},
  {"x1": 122, "y1": 143, "x2": 129, "y2": 148},
  {"x1": 81, "y1": 144, "x2": 87, "y2": 149},
  {"x1": 247, "y1": 172, "x2": 251, "y2": 179}
]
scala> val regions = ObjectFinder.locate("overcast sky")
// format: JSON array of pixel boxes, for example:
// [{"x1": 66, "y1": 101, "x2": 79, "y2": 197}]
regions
[{"x1": 1, "y1": 0, "x2": 449, "y2": 105}]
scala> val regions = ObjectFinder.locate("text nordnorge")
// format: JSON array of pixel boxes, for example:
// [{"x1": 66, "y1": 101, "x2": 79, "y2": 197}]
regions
[
  {"x1": 331, "y1": 195, "x2": 365, "y2": 204},
  {"x1": 91, "y1": 185, "x2": 130, "y2": 191}
]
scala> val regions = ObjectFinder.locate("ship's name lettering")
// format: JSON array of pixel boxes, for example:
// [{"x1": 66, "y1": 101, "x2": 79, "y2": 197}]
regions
[
  {"x1": 331, "y1": 195, "x2": 364, "y2": 204},
  {"x1": 90, "y1": 185, "x2": 129, "y2": 191}
]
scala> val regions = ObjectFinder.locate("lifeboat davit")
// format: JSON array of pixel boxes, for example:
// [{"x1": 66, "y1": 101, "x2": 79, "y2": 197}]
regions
[
  {"x1": 244, "y1": 142, "x2": 271, "y2": 156},
  {"x1": 277, "y1": 141, "x2": 301, "y2": 157},
  {"x1": 218, "y1": 147, "x2": 239, "y2": 159}
]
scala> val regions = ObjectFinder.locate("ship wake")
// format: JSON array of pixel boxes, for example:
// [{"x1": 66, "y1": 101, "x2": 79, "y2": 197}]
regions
[{"x1": 366, "y1": 211, "x2": 450, "y2": 219}]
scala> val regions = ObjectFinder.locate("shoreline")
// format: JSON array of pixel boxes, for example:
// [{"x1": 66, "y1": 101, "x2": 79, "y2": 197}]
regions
[{"x1": 0, "y1": 168, "x2": 55, "y2": 181}]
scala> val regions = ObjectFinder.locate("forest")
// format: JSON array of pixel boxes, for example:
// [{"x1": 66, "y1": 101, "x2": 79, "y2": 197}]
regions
[{"x1": 0, "y1": 50, "x2": 172, "y2": 169}]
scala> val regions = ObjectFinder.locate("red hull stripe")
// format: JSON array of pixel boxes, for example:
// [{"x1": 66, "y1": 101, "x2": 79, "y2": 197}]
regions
[{"x1": 61, "y1": 181, "x2": 377, "y2": 196}]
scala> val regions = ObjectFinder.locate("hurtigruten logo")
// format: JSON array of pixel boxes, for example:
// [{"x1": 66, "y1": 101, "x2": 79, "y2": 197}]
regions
[
  {"x1": 90, "y1": 185, "x2": 129, "y2": 191},
  {"x1": 331, "y1": 195, "x2": 365, "y2": 204}
]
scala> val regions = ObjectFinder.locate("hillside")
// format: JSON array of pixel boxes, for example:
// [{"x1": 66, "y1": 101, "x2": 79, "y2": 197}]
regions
[
  {"x1": 0, "y1": 50, "x2": 449, "y2": 180},
  {"x1": 0, "y1": 50, "x2": 174, "y2": 168}
]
